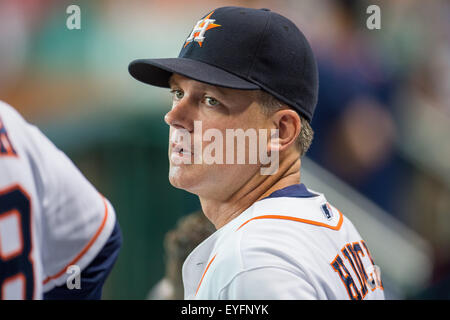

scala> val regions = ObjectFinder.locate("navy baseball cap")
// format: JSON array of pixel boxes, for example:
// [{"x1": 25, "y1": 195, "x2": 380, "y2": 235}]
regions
[{"x1": 129, "y1": 6, "x2": 318, "y2": 122}]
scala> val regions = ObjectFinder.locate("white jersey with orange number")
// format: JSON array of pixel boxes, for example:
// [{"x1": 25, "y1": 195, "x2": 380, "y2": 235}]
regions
[
  {"x1": 182, "y1": 184, "x2": 385, "y2": 300},
  {"x1": 0, "y1": 101, "x2": 116, "y2": 299}
]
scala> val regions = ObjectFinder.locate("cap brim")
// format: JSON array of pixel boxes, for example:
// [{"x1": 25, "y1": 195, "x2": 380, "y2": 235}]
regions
[{"x1": 128, "y1": 58, "x2": 260, "y2": 90}]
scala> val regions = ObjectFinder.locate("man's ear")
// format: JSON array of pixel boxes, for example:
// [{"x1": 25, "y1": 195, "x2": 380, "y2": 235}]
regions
[{"x1": 267, "y1": 109, "x2": 301, "y2": 153}]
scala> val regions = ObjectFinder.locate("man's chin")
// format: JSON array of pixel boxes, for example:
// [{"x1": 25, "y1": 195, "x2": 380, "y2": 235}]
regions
[{"x1": 168, "y1": 168, "x2": 199, "y2": 193}]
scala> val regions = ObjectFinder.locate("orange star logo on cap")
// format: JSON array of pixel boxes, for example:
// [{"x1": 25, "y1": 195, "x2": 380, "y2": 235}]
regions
[{"x1": 184, "y1": 11, "x2": 221, "y2": 48}]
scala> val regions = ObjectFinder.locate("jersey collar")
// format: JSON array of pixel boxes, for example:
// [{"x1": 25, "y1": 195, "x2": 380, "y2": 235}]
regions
[{"x1": 263, "y1": 183, "x2": 318, "y2": 200}]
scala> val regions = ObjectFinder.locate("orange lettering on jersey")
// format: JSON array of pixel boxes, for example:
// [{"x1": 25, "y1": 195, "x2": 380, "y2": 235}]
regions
[
  {"x1": 0, "y1": 116, "x2": 18, "y2": 157},
  {"x1": 0, "y1": 184, "x2": 35, "y2": 299},
  {"x1": 342, "y1": 245, "x2": 368, "y2": 298},
  {"x1": 349, "y1": 242, "x2": 371, "y2": 295},
  {"x1": 330, "y1": 240, "x2": 383, "y2": 299},
  {"x1": 330, "y1": 254, "x2": 361, "y2": 300}
]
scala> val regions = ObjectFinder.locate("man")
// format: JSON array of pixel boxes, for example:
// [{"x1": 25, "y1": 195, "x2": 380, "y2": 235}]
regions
[
  {"x1": 129, "y1": 6, "x2": 384, "y2": 300},
  {"x1": 0, "y1": 100, "x2": 122, "y2": 299}
]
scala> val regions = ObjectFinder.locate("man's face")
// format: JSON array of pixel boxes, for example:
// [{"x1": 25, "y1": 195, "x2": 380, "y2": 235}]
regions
[{"x1": 164, "y1": 74, "x2": 273, "y2": 200}]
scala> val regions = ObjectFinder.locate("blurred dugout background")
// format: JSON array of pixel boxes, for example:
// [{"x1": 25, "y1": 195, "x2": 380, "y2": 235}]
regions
[{"x1": 1, "y1": 0, "x2": 449, "y2": 299}]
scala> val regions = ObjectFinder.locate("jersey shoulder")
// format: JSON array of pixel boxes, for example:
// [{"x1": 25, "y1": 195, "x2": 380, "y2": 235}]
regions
[
  {"x1": 230, "y1": 194, "x2": 346, "y2": 271},
  {"x1": 0, "y1": 100, "x2": 23, "y2": 118},
  {"x1": 0, "y1": 100, "x2": 30, "y2": 132},
  {"x1": 194, "y1": 185, "x2": 384, "y2": 299},
  {"x1": 244, "y1": 191, "x2": 345, "y2": 232},
  {"x1": 207, "y1": 191, "x2": 342, "y2": 280}
]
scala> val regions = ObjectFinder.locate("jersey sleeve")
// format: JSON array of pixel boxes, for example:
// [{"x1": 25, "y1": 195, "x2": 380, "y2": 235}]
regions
[
  {"x1": 218, "y1": 266, "x2": 318, "y2": 299},
  {"x1": 24, "y1": 123, "x2": 117, "y2": 292},
  {"x1": 43, "y1": 219, "x2": 122, "y2": 299}
]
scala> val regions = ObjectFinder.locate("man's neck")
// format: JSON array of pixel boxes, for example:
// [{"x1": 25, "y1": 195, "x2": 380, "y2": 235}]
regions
[{"x1": 199, "y1": 155, "x2": 301, "y2": 229}]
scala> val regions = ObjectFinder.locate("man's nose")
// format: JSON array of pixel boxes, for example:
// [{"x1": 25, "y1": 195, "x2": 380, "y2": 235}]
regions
[{"x1": 164, "y1": 98, "x2": 194, "y2": 132}]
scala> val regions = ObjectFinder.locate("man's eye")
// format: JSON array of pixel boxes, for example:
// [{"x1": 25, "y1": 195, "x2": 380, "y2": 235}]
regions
[
  {"x1": 170, "y1": 89, "x2": 184, "y2": 100},
  {"x1": 204, "y1": 96, "x2": 219, "y2": 107}
]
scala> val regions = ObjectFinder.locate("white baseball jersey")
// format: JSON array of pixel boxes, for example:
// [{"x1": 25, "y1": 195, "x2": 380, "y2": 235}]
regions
[
  {"x1": 183, "y1": 184, "x2": 384, "y2": 300},
  {"x1": 0, "y1": 101, "x2": 116, "y2": 299}
]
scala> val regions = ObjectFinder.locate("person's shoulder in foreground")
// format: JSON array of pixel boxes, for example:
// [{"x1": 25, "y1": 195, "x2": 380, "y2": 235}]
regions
[
  {"x1": 184, "y1": 183, "x2": 384, "y2": 300},
  {"x1": 0, "y1": 101, "x2": 122, "y2": 300}
]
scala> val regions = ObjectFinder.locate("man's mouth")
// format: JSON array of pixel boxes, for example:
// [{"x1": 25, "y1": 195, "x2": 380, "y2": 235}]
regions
[
  {"x1": 170, "y1": 142, "x2": 193, "y2": 165},
  {"x1": 172, "y1": 143, "x2": 191, "y2": 155}
]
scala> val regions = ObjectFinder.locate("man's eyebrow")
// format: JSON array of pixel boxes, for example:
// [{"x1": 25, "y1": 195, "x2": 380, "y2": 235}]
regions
[
  {"x1": 168, "y1": 77, "x2": 178, "y2": 88},
  {"x1": 202, "y1": 84, "x2": 232, "y2": 98},
  {"x1": 209, "y1": 85, "x2": 227, "y2": 96}
]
